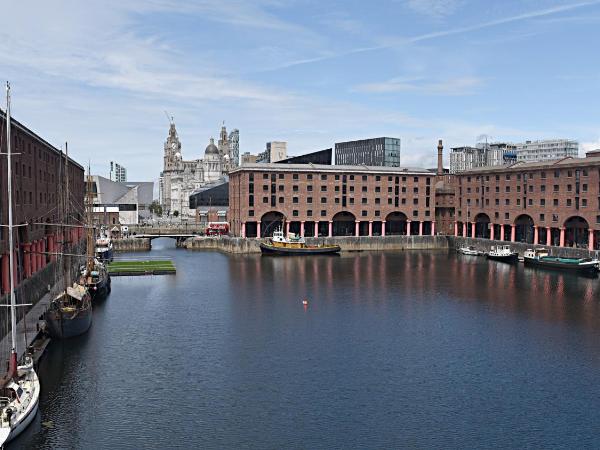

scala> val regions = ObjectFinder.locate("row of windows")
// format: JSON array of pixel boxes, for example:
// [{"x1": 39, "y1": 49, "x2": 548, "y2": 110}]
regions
[
  {"x1": 464, "y1": 183, "x2": 589, "y2": 194},
  {"x1": 465, "y1": 197, "x2": 591, "y2": 208},
  {"x1": 463, "y1": 168, "x2": 592, "y2": 183},
  {"x1": 260, "y1": 184, "x2": 425, "y2": 194},
  {"x1": 249, "y1": 195, "x2": 431, "y2": 207},
  {"x1": 251, "y1": 173, "x2": 431, "y2": 184},
  {"x1": 247, "y1": 209, "x2": 430, "y2": 218}
]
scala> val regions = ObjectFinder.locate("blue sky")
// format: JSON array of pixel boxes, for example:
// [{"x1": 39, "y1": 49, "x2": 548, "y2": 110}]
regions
[{"x1": 1, "y1": 0, "x2": 599, "y2": 180}]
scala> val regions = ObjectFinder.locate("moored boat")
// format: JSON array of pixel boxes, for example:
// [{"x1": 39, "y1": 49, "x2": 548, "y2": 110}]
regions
[
  {"x1": 457, "y1": 246, "x2": 480, "y2": 256},
  {"x1": 260, "y1": 228, "x2": 340, "y2": 255},
  {"x1": 486, "y1": 245, "x2": 519, "y2": 263},
  {"x1": 95, "y1": 234, "x2": 114, "y2": 263},
  {"x1": 0, "y1": 82, "x2": 41, "y2": 446},
  {"x1": 45, "y1": 285, "x2": 93, "y2": 339},
  {"x1": 80, "y1": 260, "x2": 111, "y2": 301},
  {"x1": 523, "y1": 248, "x2": 599, "y2": 275}
]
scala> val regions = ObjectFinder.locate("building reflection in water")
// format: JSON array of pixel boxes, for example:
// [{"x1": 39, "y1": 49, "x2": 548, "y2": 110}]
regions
[{"x1": 231, "y1": 251, "x2": 600, "y2": 330}]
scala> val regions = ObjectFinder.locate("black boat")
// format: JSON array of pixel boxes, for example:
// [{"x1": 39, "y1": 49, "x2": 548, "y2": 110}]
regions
[
  {"x1": 45, "y1": 285, "x2": 93, "y2": 339},
  {"x1": 486, "y1": 245, "x2": 519, "y2": 263},
  {"x1": 80, "y1": 261, "x2": 111, "y2": 301},
  {"x1": 523, "y1": 248, "x2": 599, "y2": 275}
]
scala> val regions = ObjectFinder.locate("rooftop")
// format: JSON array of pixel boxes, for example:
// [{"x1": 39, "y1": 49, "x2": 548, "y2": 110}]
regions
[
  {"x1": 458, "y1": 155, "x2": 600, "y2": 175},
  {"x1": 230, "y1": 162, "x2": 432, "y2": 175}
]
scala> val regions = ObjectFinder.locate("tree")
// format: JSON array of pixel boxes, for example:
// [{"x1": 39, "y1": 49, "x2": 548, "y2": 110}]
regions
[{"x1": 149, "y1": 200, "x2": 163, "y2": 217}]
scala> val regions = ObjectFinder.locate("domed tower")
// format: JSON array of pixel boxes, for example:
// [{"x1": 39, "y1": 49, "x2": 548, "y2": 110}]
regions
[
  {"x1": 161, "y1": 117, "x2": 183, "y2": 211},
  {"x1": 203, "y1": 138, "x2": 222, "y2": 183},
  {"x1": 164, "y1": 119, "x2": 182, "y2": 172}
]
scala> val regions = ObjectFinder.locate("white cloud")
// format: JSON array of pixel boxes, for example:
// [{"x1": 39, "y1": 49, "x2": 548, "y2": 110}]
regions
[
  {"x1": 404, "y1": 0, "x2": 464, "y2": 18},
  {"x1": 354, "y1": 76, "x2": 484, "y2": 95}
]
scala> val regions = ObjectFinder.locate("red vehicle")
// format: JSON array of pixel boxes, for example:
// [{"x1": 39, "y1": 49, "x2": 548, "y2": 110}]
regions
[{"x1": 206, "y1": 222, "x2": 229, "y2": 236}]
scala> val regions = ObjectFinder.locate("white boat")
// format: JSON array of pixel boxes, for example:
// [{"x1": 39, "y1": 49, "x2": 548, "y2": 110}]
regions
[
  {"x1": 486, "y1": 245, "x2": 518, "y2": 263},
  {"x1": 95, "y1": 232, "x2": 114, "y2": 262},
  {"x1": 457, "y1": 246, "x2": 480, "y2": 256},
  {"x1": 0, "y1": 82, "x2": 40, "y2": 446}
]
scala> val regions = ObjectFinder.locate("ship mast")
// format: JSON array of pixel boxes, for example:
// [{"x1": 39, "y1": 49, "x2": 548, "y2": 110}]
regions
[
  {"x1": 85, "y1": 164, "x2": 94, "y2": 274},
  {"x1": 5, "y1": 82, "x2": 18, "y2": 379}
]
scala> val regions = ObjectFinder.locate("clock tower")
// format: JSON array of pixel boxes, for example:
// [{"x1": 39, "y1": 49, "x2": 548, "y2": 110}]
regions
[{"x1": 161, "y1": 117, "x2": 183, "y2": 211}]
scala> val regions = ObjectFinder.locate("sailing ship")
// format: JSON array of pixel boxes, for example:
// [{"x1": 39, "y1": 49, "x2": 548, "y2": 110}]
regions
[
  {"x1": 260, "y1": 227, "x2": 341, "y2": 255},
  {"x1": 80, "y1": 175, "x2": 111, "y2": 302},
  {"x1": 523, "y1": 248, "x2": 599, "y2": 275},
  {"x1": 0, "y1": 82, "x2": 40, "y2": 445},
  {"x1": 486, "y1": 245, "x2": 519, "y2": 263},
  {"x1": 45, "y1": 144, "x2": 92, "y2": 339}
]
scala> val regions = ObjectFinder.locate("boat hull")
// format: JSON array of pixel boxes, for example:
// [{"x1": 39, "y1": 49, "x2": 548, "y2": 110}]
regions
[
  {"x1": 486, "y1": 253, "x2": 519, "y2": 263},
  {"x1": 89, "y1": 274, "x2": 111, "y2": 302},
  {"x1": 0, "y1": 368, "x2": 40, "y2": 445},
  {"x1": 260, "y1": 242, "x2": 341, "y2": 255},
  {"x1": 95, "y1": 247, "x2": 113, "y2": 263},
  {"x1": 45, "y1": 305, "x2": 92, "y2": 339},
  {"x1": 524, "y1": 257, "x2": 599, "y2": 275}
]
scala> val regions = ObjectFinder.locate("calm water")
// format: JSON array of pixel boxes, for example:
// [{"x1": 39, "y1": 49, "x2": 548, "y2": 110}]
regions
[{"x1": 9, "y1": 239, "x2": 600, "y2": 449}]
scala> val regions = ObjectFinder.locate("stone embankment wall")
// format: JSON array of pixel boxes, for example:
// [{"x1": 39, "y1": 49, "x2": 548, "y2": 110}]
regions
[
  {"x1": 113, "y1": 238, "x2": 151, "y2": 252},
  {"x1": 185, "y1": 235, "x2": 449, "y2": 254},
  {"x1": 449, "y1": 236, "x2": 600, "y2": 259}
]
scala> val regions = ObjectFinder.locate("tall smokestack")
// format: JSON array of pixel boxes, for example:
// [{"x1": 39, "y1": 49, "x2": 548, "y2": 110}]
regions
[{"x1": 437, "y1": 139, "x2": 443, "y2": 175}]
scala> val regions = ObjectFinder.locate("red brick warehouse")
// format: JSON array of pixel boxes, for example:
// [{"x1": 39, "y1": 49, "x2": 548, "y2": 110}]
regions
[
  {"x1": 0, "y1": 111, "x2": 85, "y2": 295},
  {"x1": 454, "y1": 151, "x2": 600, "y2": 250}
]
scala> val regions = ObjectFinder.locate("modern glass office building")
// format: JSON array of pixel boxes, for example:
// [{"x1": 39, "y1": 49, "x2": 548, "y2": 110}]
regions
[{"x1": 335, "y1": 137, "x2": 401, "y2": 167}]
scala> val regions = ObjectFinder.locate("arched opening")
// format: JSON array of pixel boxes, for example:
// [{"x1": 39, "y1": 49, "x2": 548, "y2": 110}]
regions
[
  {"x1": 332, "y1": 211, "x2": 356, "y2": 236},
  {"x1": 385, "y1": 212, "x2": 407, "y2": 235},
  {"x1": 260, "y1": 211, "x2": 284, "y2": 238},
  {"x1": 514, "y1": 214, "x2": 534, "y2": 244},
  {"x1": 564, "y1": 216, "x2": 589, "y2": 248},
  {"x1": 474, "y1": 213, "x2": 490, "y2": 239}
]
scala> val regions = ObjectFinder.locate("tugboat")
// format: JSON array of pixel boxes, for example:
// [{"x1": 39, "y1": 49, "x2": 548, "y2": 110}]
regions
[
  {"x1": 486, "y1": 245, "x2": 519, "y2": 263},
  {"x1": 260, "y1": 228, "x2": 341, "y2": 255},
  {"x1": 523, "y1": 248, "x2": 599, "y2": 275}
]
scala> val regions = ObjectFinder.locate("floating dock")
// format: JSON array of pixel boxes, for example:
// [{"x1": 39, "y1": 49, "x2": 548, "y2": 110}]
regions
[{"x1": 107, "y1": 259, "x2": 176, "y2": 276}]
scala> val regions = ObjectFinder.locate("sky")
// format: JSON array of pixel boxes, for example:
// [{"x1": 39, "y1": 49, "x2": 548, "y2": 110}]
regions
[{"x1": 1, "y1": 0, "x2": 599, "y2": 180}]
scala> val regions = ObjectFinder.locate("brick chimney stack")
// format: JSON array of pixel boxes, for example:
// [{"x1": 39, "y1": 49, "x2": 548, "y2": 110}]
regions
[{"x1": 437, "y1": 139, "x2": 443, "y2": 175}]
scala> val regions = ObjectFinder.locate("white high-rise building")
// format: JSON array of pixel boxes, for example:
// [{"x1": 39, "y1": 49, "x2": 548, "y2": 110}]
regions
[
  {"x1": 515, "y1": 139, "x2": 578, "y2": 162},
  {"x1": 257, "y1": 141, "x2": 287, "y2": 163},
  {"x1": 449, "y1": 146, "x2": 486, "y2": 173},
  {"x1": 110, "y1": 161, "x2": 127, "y2": 182}
]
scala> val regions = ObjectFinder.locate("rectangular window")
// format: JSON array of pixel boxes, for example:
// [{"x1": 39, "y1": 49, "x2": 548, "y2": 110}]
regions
[
  {"x1": 321, "y1": 210, "x2": 326, "y2": 217},
  {"x1": 361, "y1": 210, "x2": 367, "y2": 217},
  {"x1": 321, "y1": 197, "x2": 327, "y2": 203},
  {"x1": 554, "y1": 199, "x2": 559, "y2": 206},
  {"x1": 362, "y1": 175, "x2": 367, "y2": 181},
  {"x1": 307, "y1": 210, "x2": 312, "y2": 217},
  {"x1": 293, "y1": 197, "x2": 299, "y2": 204},
  {"x1": 321, "y1": 186, "x2": 327, "y2": 192},
  {"x1": 307, "y1": 197, "x2": 312, "y2": 203},
  {"x1": 292, "y1": 210, "x2": 298, "y2": 217},
  {"x1": 540, "y1": 214, "x2": 545, "y2": 221},
  {"x1": 293, "y1": 174, "x2": 298, "y2": 180},
  {"x1": 293, "y1": 185, "x2": 299, "y2": 192}
]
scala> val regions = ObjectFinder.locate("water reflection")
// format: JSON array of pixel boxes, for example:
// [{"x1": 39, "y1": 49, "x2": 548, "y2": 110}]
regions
[{"x1": 233, "y1": 251, "x2": 600, "y2": 330}]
